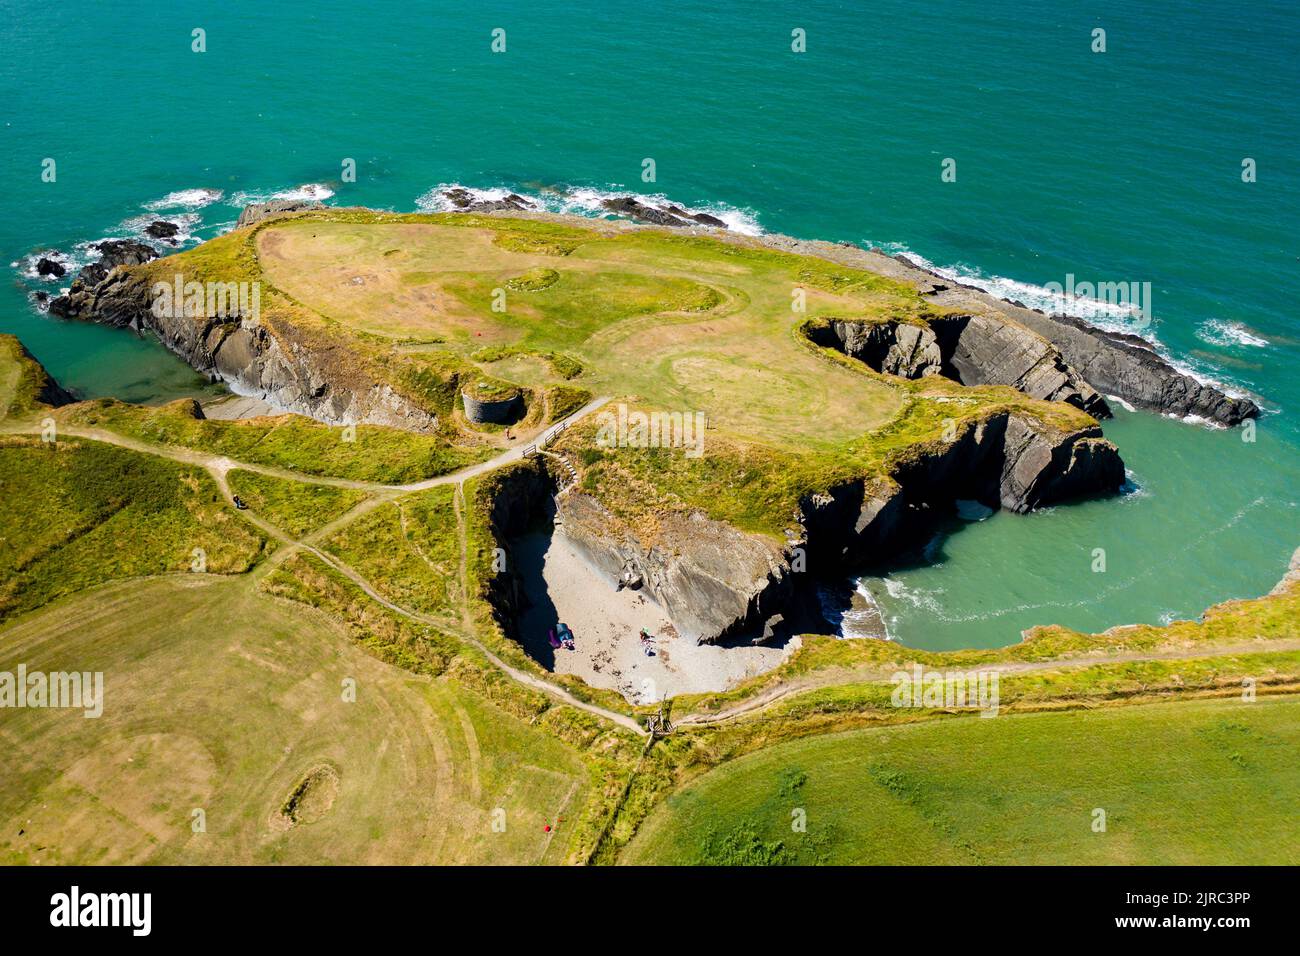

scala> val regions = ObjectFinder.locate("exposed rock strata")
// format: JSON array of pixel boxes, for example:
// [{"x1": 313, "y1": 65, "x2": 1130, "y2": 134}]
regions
[
  {"x1": 47, "y1": 245, "x2": 439, "y2": 431},
  {"x1": 814, "y1": 316, "x2": 1110, "y2": 417},
  {"x1": 235, "y1": 199, "x2": 325, "y2": 228},
  {"x1": 749, "y1": 231, "x2": 1258, "y2": 425},
  {"x1": 491, "y1": 411, "x2": 1126, "y2": 645}
]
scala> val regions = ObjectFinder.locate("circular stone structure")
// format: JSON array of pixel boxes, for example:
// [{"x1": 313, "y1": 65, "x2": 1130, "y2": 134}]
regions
[{"x1": 462, "y1": 388, "x2": 523, "y2": 424}]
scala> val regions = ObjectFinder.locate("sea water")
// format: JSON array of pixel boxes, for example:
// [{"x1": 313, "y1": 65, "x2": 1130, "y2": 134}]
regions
[{"x1": 2, "y1": 0, "x2": 1295, "y2": 649}]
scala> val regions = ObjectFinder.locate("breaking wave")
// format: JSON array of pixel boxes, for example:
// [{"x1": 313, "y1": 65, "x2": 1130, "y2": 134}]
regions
[{"x1": 415, "y1": 181, "x2": 764, "y2": 235}]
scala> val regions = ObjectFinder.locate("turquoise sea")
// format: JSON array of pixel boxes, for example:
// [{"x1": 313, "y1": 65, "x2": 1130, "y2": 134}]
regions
[{"x1": 2, "y1": 0, "x2": 1297, "y2": 649}]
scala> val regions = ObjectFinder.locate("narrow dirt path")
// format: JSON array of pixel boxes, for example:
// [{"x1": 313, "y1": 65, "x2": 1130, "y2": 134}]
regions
[
  {"x1": 674, "y1": 637, "x2": 1300, "y2": 727},
  {"x1": 0, "y1": 394, "x2": 611, "y2": 494},
  {"x1": 12, "y1": 395, "x2": 1293, "y2": 741}
]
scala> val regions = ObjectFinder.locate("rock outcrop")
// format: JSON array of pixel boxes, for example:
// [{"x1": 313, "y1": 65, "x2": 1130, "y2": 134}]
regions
[
  {"x1": 599, "y1": 196, "x2": 727, "y2": 229},
  {"x1": 144, "y1": 220, "x2": 181, "y2": 240},
  {"x1": 441, "y1": 187, "x2": 535, "y2": 213},
  {"x1": 994, "y1": 309, "x2": 1258, "y2": 425},
  {"x1": 752, "y1": 231, "x2": 1258, "y2": 426},
  {"x1": 1269, "y1": 546, "x2": 1300, "y2": 597},
  {"x1": 235, "y1": 199, "x2": 324, "y2": 229},
  {"x1": 529, "y1": 410, "x2": 1125, "y2": 644},
  {"x1": 47, "y1": 240, "x2": 440, "y2": 432},
  {"x1": 36, "y1": 257, "x2": 65, "y2": 278},
  {"x1": 821, "y1": 320, "x2": 944, "y2": 379},
  {"x1": 1, "y1": 335, "x2": 75, "y2": 412},
  {"x1": 814, "y1": 316, "x2": 1110, "y2": 418}
]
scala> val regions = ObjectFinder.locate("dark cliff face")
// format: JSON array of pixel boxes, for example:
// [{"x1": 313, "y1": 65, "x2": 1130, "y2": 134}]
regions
[
  {"x1": 746, "y1": 233, "x2": 1258, "y2": 427},
  {"x1": 47, "y1": 246, "x2": 441, "y2": 432},
  {"x1": 801, "y1": 412, "x2": 1125, "y2": 570},
  {"x1": 814, "y1": 317, "x2": 1111, "y2": 419},
  {"x1": 481, "y1": 412, "x2": 1126, "y2": 648},
  {"x1": 1004, "y1": 310, "x2": 1259, "y2": 425}
]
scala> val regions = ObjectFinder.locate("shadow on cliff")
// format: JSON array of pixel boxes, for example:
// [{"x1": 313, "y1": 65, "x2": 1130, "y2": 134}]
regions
[{"x1": 510, "y1": 512, "x2": 561, "y2": 671}]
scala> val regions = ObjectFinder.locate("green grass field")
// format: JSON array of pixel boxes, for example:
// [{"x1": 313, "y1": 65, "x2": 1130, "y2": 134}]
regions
[
  {"x1": 0, "y1": 435, "x2": 267, "y2": 622},
  {"x1": 227, "y1": 468, "x2": 369, "y2": 537},
  {"x1": 0, "y1": 576, "x2": 592, "y2": 864},
  {"x1": 319, "y1": 486, "x2": 461, "y2": 623},
  {"x1": 622, "y1": 696, "x2": 1300, "y2": 865},
  {"x1": 61, "y1": 397, "x2": 490, "y2": 484},
  {"x1": 253, "y1": 216, "x2": 913, "y2": 449}
]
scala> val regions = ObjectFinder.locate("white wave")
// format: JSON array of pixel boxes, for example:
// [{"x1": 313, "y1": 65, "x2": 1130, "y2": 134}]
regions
[
  {"x1": 16, "y1": 249, "x2": 74, "y2": 281},
  {"x1": 1105, "y1": 393, "x2": 1137, "y2": 413},
  {"x1": 1197, "y1": 319, "x2": 1269, "y2": 349},
  {"x1": 1165, "y1": 412, "x2": 1223, "y2": 428},
  {"x1": 880, "y1": 576, "x2": 946, "y2": 615},
  {"x1": 229, "y1": 183, "x2": 335, "y2": 206},
  {"x1": 886, "y1": 246, "x2": 1156, "y2": 338},
  {"x1": 415, "y1": 182, "x2": 764, "y2": 235},
  {"x1": 144, "y1": 188, "x2": 224, "y2": 211},
  {"x1": 1119, "y1": 469, "x2": 1149, "y2": 501},
  {"x1": 817, "y1": 579, "x2": 890, "y2": 640},
  {"x1": 117, "y1": 212, "x2": 204, "y2": 247}
]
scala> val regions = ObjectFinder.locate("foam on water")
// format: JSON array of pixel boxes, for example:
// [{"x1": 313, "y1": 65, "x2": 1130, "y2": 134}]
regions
[
  {"x1": 415, "y1": 182, "x2": 765, "y2": 235},
  {"x1": 143, "y1": 188, "x2": 224, "y2": 211},
  {"x1": 1197, "y1": 319, "x2": 1270, "y2": 349},
  {"x1": 229, "y1": 183, "x2": 335, "y2": 205},
  {"x1": 873, "y1": 243, "x2": 1258, "y2": 408}
]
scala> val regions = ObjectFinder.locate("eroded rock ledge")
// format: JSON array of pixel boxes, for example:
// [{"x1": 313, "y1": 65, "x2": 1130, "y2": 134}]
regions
[
  {"x1": 47, "y1": 236, "x2": 439, "y2": 432},
  {"x1": 810, "y1": 316, "x2": 1111, "y2": 418},
  {"x1": 483, "y1": 410, "x2": 1124, "y2": 647},
  {"x1": 750, "y1": 233, "x2": 1259, "y2": 426}
]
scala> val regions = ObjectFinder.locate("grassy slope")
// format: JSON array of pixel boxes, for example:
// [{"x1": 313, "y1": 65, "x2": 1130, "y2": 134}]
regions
[
  {"x1": 252, "y1": 214, "x2": 916, "y2": 451},
  {"x1": 0, "y1": 333, "x2": 64, "y2": 421},
  {"x1": 227, "y1": 468, "x2": 369, "y2": 537},
  {"x1": 318, "y1": 486, "x2": 460, "y2": 623},
  {"x1": 0, "y1": 576, "x2": 591, "y2": 865},
  {"x1": 60, "y1": 398, "x2": 490, "y2": 484},
  {"x1": 0, "y1": 436, "x2": 267, "y2": 622},
  {"x1": 623, "y1": 696, "x2": 1300, "y2": 865}
]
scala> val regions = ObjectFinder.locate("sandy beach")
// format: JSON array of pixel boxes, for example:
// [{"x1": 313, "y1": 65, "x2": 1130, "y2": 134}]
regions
[{"x1": 514, "y1": 528, "x2": 793, "y2": 703}]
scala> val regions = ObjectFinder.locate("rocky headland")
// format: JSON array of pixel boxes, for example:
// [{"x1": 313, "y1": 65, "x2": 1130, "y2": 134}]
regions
[{"x1": 41, "y1": 198, "x2": 1255, "y2": 653}]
